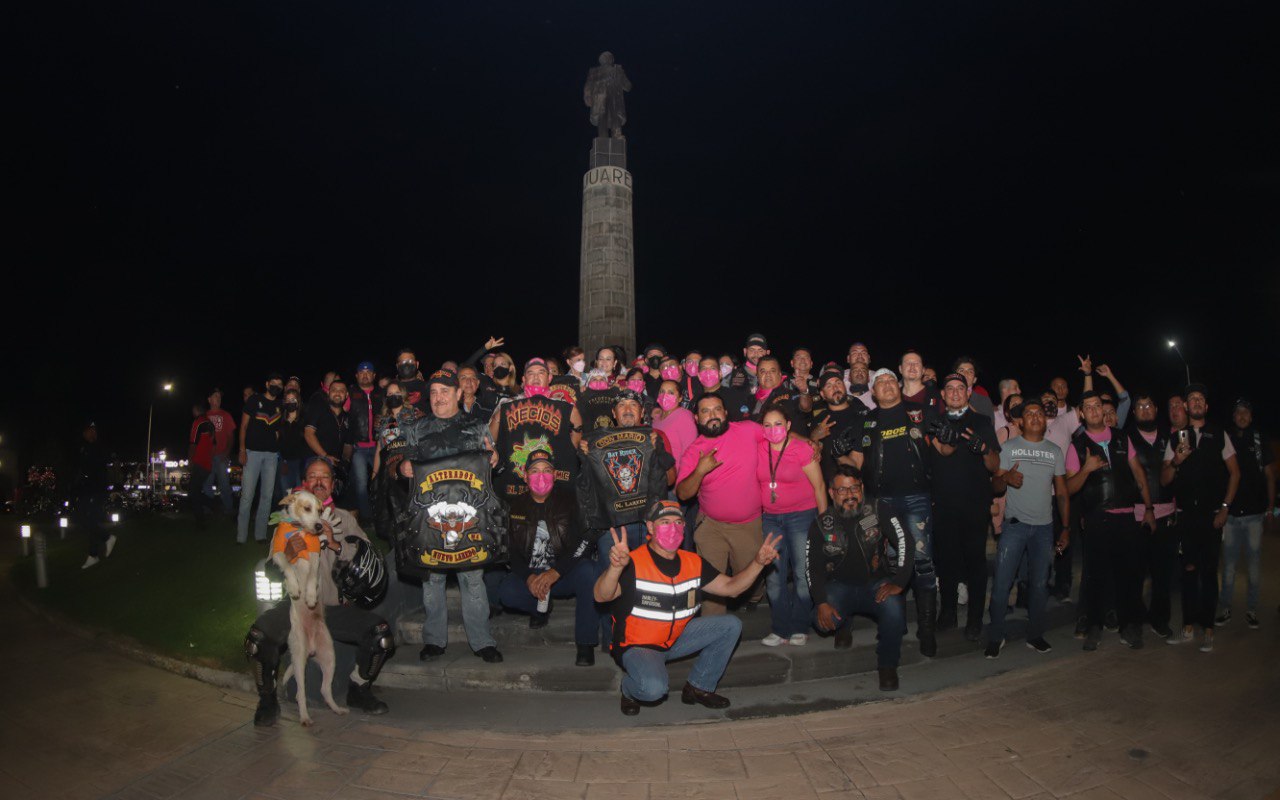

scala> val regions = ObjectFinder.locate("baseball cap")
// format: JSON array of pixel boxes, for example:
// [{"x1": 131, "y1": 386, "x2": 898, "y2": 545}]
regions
[
  {"x1": 1184, "y1": 382, "x2": 1209, "y2": 400},
  {"x1": 941, "y1": 372, "x2": 967, "y2": 389},
  {"x1": 356, "y1": 361, "x2": 376, "y2": 373},
  {"x1": 1233, "y1": 397, "x2": 1253, "y2": 411},
  {"x1": 427, "y1": 369, "x2": 458, "y2": 388},
  {"x1": 525, "y1": 449, "x2": 554, "y2": 470},
  {"x1": 614, "y1": 389, "x2": 645, "y2": 405},
  {"x1": 524, "y1": 357, "x2": 548, "y2": 373},
  {"x1": 646, "y1": 499, "x2": 685, "y2": 523},
  {"x1": 819, "y1": 370, "x2": 846, "y2": 390},
  {"x1": 745, "y1": 333, "x2": 768, "y2": 349},
  {"x1": 870, "y1": 368, "x2": 898, "y2": 386}
]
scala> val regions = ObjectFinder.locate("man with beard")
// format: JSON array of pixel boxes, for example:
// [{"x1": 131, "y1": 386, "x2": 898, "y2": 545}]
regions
[
  {"x1": 808, "y1": 370, "x2": 867, "y2": 482},
  {"x1": 1217, "y1": 398, "x2": 1275, "y2": 629},
  {"x1": 304, "y1": 379, "x2": 351, "y2": 467},
  {"x1": 932, "y1": 373, "x2": 1000, "y2": 642},
  {"x1": 695, "y1": 355, "x2": 752, "y2": 421},
  {"x1": 1065, "y1": 391, "x2": 1157, "y2": 651},
  {"x1": 399, "y1": 369, "x2": 504, "y2": 664},
  {"x1": 1125, "y1": 393, "x2": 1179, "y2": 639},
  {"x1": 807, "y1": 466, "x2": 913, "y2": 691},
  {"x1": 393, "y1": 348, "x2": 430, "y2": 414},
  {"x1": 1162, "y1": 385, "x2": 1240, "y2": 652},
  {"x1": 728, "y1": 333, "x2": 769, "y2": 394},
  {"x1": 842, "y1": 369, "x2": 957, "y2": 657},
  {"x1": 677, "y1": 393, "x2": 769, "y2": 614},
  {"x1": 987, "y1": 399, "x2": 1070, "y2": 657},
  {"x1": 237, "y1": 373, "x2": 283, "y2": 544}
]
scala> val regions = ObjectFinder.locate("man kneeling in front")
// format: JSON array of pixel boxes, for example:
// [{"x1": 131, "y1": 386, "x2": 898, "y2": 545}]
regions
[{"x1": 595, "y1": 499, "x2": 781, "y2": 716}]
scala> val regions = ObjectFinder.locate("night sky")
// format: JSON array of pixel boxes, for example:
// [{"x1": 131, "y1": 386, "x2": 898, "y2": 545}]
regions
[{"x1": 9, "y1": 2, "x2": 1279, "y2": 470}]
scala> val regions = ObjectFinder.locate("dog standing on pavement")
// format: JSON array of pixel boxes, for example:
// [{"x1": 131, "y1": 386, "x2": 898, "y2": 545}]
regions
[{"x1": 270, "y1": 490, "x2": 348, "y2": 726}]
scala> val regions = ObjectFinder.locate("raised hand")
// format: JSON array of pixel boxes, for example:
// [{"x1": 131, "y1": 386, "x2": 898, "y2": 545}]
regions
[
  {"x1": 1097, "y1": 363, "x2": 1112, "y2": 378},
  {"x1": 484, "y1": 336, "x2": 505, "y2": 350},
  {"x1": 696, "y1": 447, "x2": 723, "y2": 476},
  {"x1": 1077, "y1": 354, "x2": 1092, "y2": 375},
  {"x1": 1004, "y1": 462, "x2": 1024, "y2": 489},
  {"x1": 810, "y1": 415, "x2": 835, "y2": 442},
  {"x1": 962, "y1": 428, "x2": 989, "y2": 455},
  {"x1": 608, "y1": 527, "x2": 631, "y2": 569},
  {"x1": 754, "y1": 533, "x2": 782, "y2": 566},
  {"x1": 1082, "y1": 452, "x2": 1106, "y2": 473}
]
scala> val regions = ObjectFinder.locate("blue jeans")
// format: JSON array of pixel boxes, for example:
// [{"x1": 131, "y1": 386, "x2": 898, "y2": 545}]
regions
[
  {"x1": 350, "y1": 445, "x2": 376, "y2": 520},
  {"x1": 276, "y1": 458, "x2": 304, "y2": 499},
  {"x1": 819, "y1": 579, "x2": 907, "y2": 668},
  {"x1": 499, "y1": 561, "x2": 600, "y2": 645},
  {"x1": 878, "y1": 493, "x2": 935, "y2": 593},
  {"x1": 236, "y1": 450, "x2": 278, "y2": 543},
  {"x1": 1220, "y1": 514, "x2": 1264, "y2": 613},
  {"x1": 762, "y1": 509, "x2": 817, "y2": 637},
  {"x1": 988, "y1": 521, "x2": 1053, "y2": 642},
  {"x1": 620, "y1": 615, "x2": 743, "y2": 700},
  {"x1": 203, "y1": 452, "x2": 234, "y2": 514},
  {"x1": 421, "y1": 569, "x2": 496, "y2": 651}
]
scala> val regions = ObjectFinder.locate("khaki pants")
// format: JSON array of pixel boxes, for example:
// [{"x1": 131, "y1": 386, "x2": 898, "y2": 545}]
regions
[{"x1": 694, "y1": 514, "x2": 764, "y2": 614}]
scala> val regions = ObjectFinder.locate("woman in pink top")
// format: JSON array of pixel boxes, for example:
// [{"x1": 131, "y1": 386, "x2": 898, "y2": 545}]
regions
[
  {"x1": 757, "y1": 406, "x2": 827, "y2": 646},
  {"x1": 651, "y1": 380, "x2": 696, "y2": 464}
]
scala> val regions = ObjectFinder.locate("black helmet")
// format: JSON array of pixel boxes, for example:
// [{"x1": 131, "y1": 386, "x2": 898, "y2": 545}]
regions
[{"x1": 332, "y1": 535, "x2": 388, "y2": 608}]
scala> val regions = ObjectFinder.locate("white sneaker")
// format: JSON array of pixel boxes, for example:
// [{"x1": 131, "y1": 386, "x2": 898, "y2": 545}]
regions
[
  {"x1": 957, "y1": 583, "x2": 969, "y2": 606},
  {"x1": 105, "y1": 535, "x2": 117, "y2": 558},
  {"x1": 81, "y1": 556, "x2": 100, "y2": 570},
  {"x1": 761, "y1": 633, "x2": 785, "y2": 647},
  {"x1": 1199, "y1": 630, "x2": 1214, "y2": 653},
  {"x1": 788, "y1": 634, "x2": 809, "y2": 646}
]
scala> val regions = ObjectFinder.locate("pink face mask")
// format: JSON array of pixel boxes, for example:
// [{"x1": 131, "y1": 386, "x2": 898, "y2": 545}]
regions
[
  {"x1": 763, "y1": 425, "x2": 787, "y2": 444},
  {"x1": 656, "y1": 393, "x2": 678, "y2": 411},
  {"x1": 698, "y1": 368, "x2": 720, "y2": 388},
  {"x1": 588, "y1": 379, "x2": 609, "y2": 391},
  {"x1": 653, "y1": 520, "x2": 685, "y2": 550},
  {"x1": 684, "y1": 361, "x2": 699, "y2": 377},
  {"x1": 527, "y1": 472, "x2": 555, "y2": 495},
  {"x1": 660, "y1": 366, "x2": 680, "y2": 381},
  {"x1": 755, "y1": 385, "x2": 772, "y2": 401},
  {"x1": 571, "y1": 359, "x2": 586, "y2": 373},
  {"x1": 524, "y1": 384, "x2": 549, "y2": 397},
  {"x1": 627, "y1": 379, "x2": 645, "y2": 394}
]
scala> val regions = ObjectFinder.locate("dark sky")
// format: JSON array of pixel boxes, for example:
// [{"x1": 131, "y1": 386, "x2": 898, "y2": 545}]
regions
[{"x1": 9, "y1": 2, "x2": 1279, "y2": 467}]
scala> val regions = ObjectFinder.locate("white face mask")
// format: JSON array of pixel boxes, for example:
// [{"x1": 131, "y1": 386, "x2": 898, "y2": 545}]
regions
[
  {"x1": 571, "y1": 359, "x2": 585, "y2": 373},
  {"x1": 719, "y1": 363, "x2": 733, "y2": 378}
]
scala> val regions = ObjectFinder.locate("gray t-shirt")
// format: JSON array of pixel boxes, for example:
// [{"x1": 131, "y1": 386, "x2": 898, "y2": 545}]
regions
[{"x1": 999, "y1": 436, "x2": 1065, "y2": 526}]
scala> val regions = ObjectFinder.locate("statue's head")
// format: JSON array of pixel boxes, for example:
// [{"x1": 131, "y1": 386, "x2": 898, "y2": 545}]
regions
[{"x1": 598, "y1": 51, "x2": 614, "y2": 66}]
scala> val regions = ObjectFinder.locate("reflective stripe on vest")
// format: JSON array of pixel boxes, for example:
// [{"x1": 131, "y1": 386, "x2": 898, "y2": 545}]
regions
[{"x1": 618, "y1": 547, "x2": 703, "y2": 651}]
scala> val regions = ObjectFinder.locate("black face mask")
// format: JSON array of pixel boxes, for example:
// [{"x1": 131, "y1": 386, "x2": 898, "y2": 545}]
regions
[
  {"x1": 1136, "y1": 419, "x2": 1158, "y2": 432},
  {"x1": 397, "y1": 362, "x2": 417, "y2": 379},
  {"x1": 646, "y1": 355, "x2": 662, "y2": 369},
  {"x1": 850, "y1": 383, "x2": 868, "y2": 393},
  {"x1": 493, "y1": 365, "x2": 511, "y2": 380},
  {"x1": 266, "y1": 384, "x2": 281, "y2": 398},
  {"x1": 386, "y1": 395, "x2": 404, "y2": 410},
  {"x1": 283, "y1": 402, "x2": 299, "y2": 412}
]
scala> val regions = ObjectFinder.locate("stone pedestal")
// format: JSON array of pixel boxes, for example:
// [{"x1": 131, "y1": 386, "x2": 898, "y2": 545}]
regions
[{"x1": 578, "y1": 136, "x2": 635, "y2": 357}]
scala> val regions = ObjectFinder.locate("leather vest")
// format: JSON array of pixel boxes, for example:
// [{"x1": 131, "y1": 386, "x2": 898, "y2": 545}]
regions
[
  {"x1": 400, "y1": 412, "x2": 488, "y2": 462},
  {"x1": 396, "y1": 450, "x2": 509, "y2": 574},
  {"x1": 1071, "y1": 427, "x2": 1140, "y2": 515},
  {"x1": 1127, "y1": 427, "x2": 1174, "y2": 505},
  {"x1": 1175, "y1": 423, "x2": 1230, "y2": 512},
  {"x1": 493, "y1": 396, "x2": 578, "y2": 497},
  {"x1": 615, "y1": 546, "x2": 703, "y2": 653},
  {"x1": 577, "y1": 426, "x2": 667, "y2": 528},
  {"x1": 863, "y1": 403, "x2": 930, "y2": 497},
  {"x1": 507, "y1": 485, "x2": 582, "y2": 567}
]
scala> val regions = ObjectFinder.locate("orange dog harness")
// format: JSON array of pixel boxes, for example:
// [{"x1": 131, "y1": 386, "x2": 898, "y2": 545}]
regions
[{"x1": 270, "y1": 522, "x2": 323, "y2": 563}]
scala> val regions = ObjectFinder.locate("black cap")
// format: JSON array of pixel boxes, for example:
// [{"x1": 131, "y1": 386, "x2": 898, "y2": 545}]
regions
[
  {"x1": 1233, "y1": 397, "x2": 1253, "y2": 411},
  {"x1": 642, "y1": 343, "x2": 667, "y2": 356},
  {"x1": 428, "y1": 369, "x2": 459, "y2": 388},
  {"x1": 646, "y1": 499, "x2": 685, "y2": 523},
  {"x1": 614, "y1": 389, "x2": 645, "y2": 405},
  {"x1": 525, "y1": 449, "x2": 554, "y2": 470},
  {"x1": 818, "y1": 370, "x2": 845, "y2": 390},
  {"x1": 941, "y1": 372, "x2": 967, "y2": 388},
  {"x1": 745, "y1": 333, "x2": 768, "y2": 348},
  {"x1": 1184, "y1": 382, "x2": 1209, "y2": 400}
]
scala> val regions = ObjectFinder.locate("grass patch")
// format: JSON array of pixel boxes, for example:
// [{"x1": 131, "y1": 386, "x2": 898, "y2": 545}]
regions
[{"x1": 7, "y1": 515, "x2": 265, "y2": 671}]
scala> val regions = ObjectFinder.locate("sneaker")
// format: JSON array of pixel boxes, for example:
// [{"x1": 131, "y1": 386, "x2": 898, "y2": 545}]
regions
[
  {"x1": 788, "y1": 633, "x2": 808, "y2": 646},
  {"x1": 1026, "y1": 637, "x2": 1052, "y2": 654},
  {"x1": 963, "y1": 622, "x2": 983, "y2": 643},
  {"x1": 1104, "y1": 610, "x2": 1119, "y2": 632},
  {"x1": 1246, "y1": 611, "x2": 1260, "y2": 629},
  {"x1": 1073, "y1": 616, "x2": 1088, "y2": 640},
  {"x1": 1149, "y1": 622, "x2": 1173, "y2": 640},
  {"x1": 81, "y1": 556, "x2": 100, "y2": 570},
  {"x1": 105, "y1": 534, "x2": 117, "y2": 558},
  {"x1": 1199, "y1": 630, "x2": 1214, "y2": 653},
  {"x1": 1214, "y1": 609, "x2": 1231, "y2": 626},
  {"x1": 1083, "y1": 626, "x2": 1101, "y2": 652},
  {"x1": 1166, "y1": 625, "x2": 1194, "y2": 645},
  {"x1": 1119, "y1": 625, "x2": 1144, "y2": 649},
  {"x1": 984, "y1": 639, "x2": 1005, "y2": 659},
  {"x1": 957, "y1": 583, "x2": 969, "y2": 606},
  {"x1": 761, "y1": 633, "x2": 785, "y2": 647}
]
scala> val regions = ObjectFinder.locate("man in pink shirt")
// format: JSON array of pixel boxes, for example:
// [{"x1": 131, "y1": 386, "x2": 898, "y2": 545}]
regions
[{"x1": 677, "y1": 393, "x2": 766, "y2": 614}]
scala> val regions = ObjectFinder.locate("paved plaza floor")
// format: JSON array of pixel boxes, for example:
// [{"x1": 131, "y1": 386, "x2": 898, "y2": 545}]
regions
[{"x1": 3, "y1": 541, "x2": 1278, "y2": 800}]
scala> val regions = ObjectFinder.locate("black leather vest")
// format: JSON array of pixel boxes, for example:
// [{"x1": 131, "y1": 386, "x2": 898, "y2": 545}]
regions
[
  {"x1": 493, "y1": 396, "x2": 578, "y2": 497},
  {"x1": 1175, "y1": 423, "x2": 1230, "y2": 512},
  {"x1": 1071, "y1": 427, "x2": 1140, "y2": 514},
  {"x1": 577, "y1": 426, "x2": 667, "y2": 528},
  {"x1": 397, "y1": 450, "x2": 509, "y2": 574},
  {"x1": 1127, "y1": 427, "x2": 1174, "y2": 505}
]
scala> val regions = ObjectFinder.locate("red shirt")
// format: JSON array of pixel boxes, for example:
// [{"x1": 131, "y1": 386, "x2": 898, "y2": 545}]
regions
[
  {"x1": 205, "y1": 409, "x2": 237, "y2": 455},
  {"x1": 189, "y1": 416, "x2": 215, "y2": 471}
]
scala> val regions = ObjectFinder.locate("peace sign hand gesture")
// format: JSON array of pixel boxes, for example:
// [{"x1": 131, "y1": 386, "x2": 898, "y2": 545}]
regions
[
  {"x1": 608, "y1": 527, "x2": 631, "y2": 570},
  {"x1": 754, "y1": 533, "x2": 783, "y2": 566}
]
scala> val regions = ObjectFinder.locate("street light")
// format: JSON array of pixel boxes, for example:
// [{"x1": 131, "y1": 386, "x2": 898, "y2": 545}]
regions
[
  {"x1": 1167, "y1": 340, "x2": 1190, "y2": 387},
  {"x1": 146, "y1": 382, "x2": 174, "y2": 493}
]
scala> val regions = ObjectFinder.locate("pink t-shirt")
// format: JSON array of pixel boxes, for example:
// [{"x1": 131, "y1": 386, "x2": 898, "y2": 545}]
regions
[
  {"x1": 1065, "y1": 429, "x2": 1140, "y2": 514},
  {"x1": 1134, "y1": 429, "x2": 1177, "y2": 522},
  {"x1": 757, "y1": 438, "x2": 819, "y2": 514},
  {"x1": 653, "y1": 407, "x2": 697, "y2": 465},
  {"x1": 678, "y1": 421, "x2": 764, "y2": 524}
]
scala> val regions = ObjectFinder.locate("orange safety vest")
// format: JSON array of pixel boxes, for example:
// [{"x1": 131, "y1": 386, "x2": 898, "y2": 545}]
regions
[
  {"x1": 616, "y1": 546, "x2": 703, "y2": 652},
  {"x1": 270, "y1": 522, "x2": 323, "y2": 563}
]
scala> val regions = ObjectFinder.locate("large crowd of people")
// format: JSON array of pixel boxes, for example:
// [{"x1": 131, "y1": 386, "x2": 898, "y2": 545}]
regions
[{"x1": 153, "y1": 333, "x2": 1275, "y2": 724}]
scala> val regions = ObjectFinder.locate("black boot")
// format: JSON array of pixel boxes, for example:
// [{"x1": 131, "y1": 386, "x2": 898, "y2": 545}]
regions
[
  {"x1": 963, "y1": 602, "x2": 984, "y2": 643},
  {"x1": 253, "y1": 693, "x2": 280, "y2": 727},
  {"x1": 937, "y1": 581, "x2": 958, "y2": 631},
  {"x1": 575, "y1": 645, "x2": 595, "y2": 667},
  {"x1": 917, "y1": 589, "x2": 938, "y2": 658},
  {"x1": 346, "y1": 681, "x2": 389, "y2": 715}
]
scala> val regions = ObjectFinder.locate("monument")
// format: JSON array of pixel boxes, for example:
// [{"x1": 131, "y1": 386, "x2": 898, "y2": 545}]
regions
[{"x1": 578, "y1": 51, "x2": 635, "y2": 357}]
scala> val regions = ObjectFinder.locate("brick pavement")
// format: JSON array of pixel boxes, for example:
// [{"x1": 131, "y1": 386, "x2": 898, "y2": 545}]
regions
[{"x1": 3, "y1": 559, "x2": 1278, "y2": 799}]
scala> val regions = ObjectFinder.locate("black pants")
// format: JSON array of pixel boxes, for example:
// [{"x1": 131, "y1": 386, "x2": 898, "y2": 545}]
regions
[
  {"x1": 1051, "y1": 502, "x2": 1079, "y2": 598},
  {"x1": 1146, "y1": 515, "x2": 1180, "y2": 629},
  {"x1": 934, "y1": 500, "x2": 989, "y2": 626},
  {"x1": 251, "y1": 601, "x2": 389, "y2": 680},
  {"x1": 1179, "y1": 511, "x2": 1221, "y2": 630},
  {"x1": 1082, "y1": 512, "x2": 1145, "y2": 630},
  {"x1": 75, "y1": 493, "x2": 111, "y2": 556},
  {"x1": 188, "y1": 467, "x2": 212, "y2": 522}
]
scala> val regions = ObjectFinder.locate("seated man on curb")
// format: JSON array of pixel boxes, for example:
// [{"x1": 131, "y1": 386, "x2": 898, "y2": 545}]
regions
[
  {"x1": 595, "y1": 499, "x2": 781, "y2": 716},
  {"x1": 500, "y1": 450, "x2": 600, "y2": 666},
  {"x1": 243, "y1": 459, "x2": 394, "y2": 726},
  {"x1": 806, "y1": 466, "x2": 913, "y2": 692}
]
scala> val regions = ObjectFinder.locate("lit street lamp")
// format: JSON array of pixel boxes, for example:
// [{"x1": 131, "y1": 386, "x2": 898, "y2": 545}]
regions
[
  {"x1": 1167, "y1": 340, "x2": 1190, "y2": 387},
  {"x1": 146, "y1": 382, "x2": 174, "y2": 493}
]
